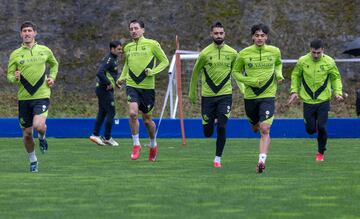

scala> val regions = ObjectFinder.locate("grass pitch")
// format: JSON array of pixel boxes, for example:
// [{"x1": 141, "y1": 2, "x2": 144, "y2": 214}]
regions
[{"x1": 0, "y1": 138, "x2": 359, "y2": 219}]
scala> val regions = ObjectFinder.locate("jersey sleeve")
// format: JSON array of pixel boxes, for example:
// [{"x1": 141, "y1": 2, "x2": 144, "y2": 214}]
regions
[
  {"x1": 148, "y1": 42, "x2": 169, "y2": 76},
  {"x1": 47, "y1": 48, "x2": 59, "y2": 80},
  {"x1": 7, "y1": 51, "x2": 19, "y2": 84},
  {"x1": 118, "y1": 53, "x2": 129, "y2": 82},
  {"x1": 189, "y1": 53, "x2": 205, "y2": 103},
  {"x1": 329, "y1": 61, "x2": 343, "y2": 96},
  {"x1": 232, "y1": 53, "x2": 261, "y2": 87},
  {"x1": 96, "y1": 57, "x2": 112, "y2": 86},
  {"x1": 274, "y1": 49, "x2": 284, "y2": 81},
  {"x1": 290, "y1": 61, "x2": 302, "y2": 94}
]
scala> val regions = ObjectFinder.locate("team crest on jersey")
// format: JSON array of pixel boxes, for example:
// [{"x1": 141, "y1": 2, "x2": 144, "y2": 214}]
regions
[
  {"x1": 265, "y1": 110, "x2": 270, "y2": 119},
  {"x1": 320, "y1": 65, "x2": 325, "y2": 71},
  {"x1": 20, "y1": 60, "x2": 25, "y2": 65},
  {"x1": 225, "y1": 55, "x2": 230, "y2": 60},
  {"x1": 267, "y1": 56, "x2": 273, "y2": 61},
  {"x1": 248, "y1": 63, "x2": 253, "y2": 68},
  {"x1": 142, "y1": 46, "x2": 146, "y2": 50},
  {"x1": 127, "y1": 95, "x2": 131, "y2": 101}
]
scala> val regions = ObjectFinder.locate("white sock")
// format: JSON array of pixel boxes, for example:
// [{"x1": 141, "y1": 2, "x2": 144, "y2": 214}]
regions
[
  {"x1": 28, "y1": 150, "x2": 37, "y2": 163},
  {"x1": 259, "y1": 153, "x2": 267, "y2": 163},
  {"x1": 38, "y1": 131, "x2": 46, "y2": 140},
  {"x1": 214, "y1": 156, "x2": 221, "y2": 163},
  {"x1": 132, "y1": 134, "x2": 140, "y2": 146},
  {"x1": 149, "y1": 138, "x2": 157, "y2": 148}
]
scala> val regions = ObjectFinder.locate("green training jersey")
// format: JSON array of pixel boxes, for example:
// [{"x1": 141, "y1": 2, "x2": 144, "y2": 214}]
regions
[
  {"x1": 7, "y1": 43, "x2": 59, "y2": 100},
  {"x1": 118, "y1": 36, "x2": 169, "y2": 89},
  {"x1": 189, "y1": 43, "x2": 237, "y2": 102},
  {"x1": 290, "y1": 53, "x2": 342, "y2": 104},
  {"x1": 232, "y1": 44, "x2": 283, "y2": 99}
]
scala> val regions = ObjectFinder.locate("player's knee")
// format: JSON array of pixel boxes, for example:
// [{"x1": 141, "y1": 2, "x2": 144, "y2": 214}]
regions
[
  {"x1": 251, "y1": 124, "x2": 259, "y2": 133},
  {"x1": 217, "y1": 126, "x2": 226, "y2": 137},
  {"x1": 23, "y1": 131, "x2": 32, "y2": 138},
  {"x1": 305, "y1": 126, "x2": 316, "y2": 135},
  {"x1": 217, "y1": 117, "x2": 227, "y2": 129},
  {"x1": 260, "y1": 123, "x2": 270, "y2": 135},
  {"x1": 105, "y1": 116, "x2": 113, "y2": 124},
  {"x1": 217, "y1": 122, "x2": 226, "y2": 132},
  {"x1": 129, "y1": 111, "x2": 138, "y2": 120},
  {"x1": 23, "y1": 130, "x2": 33, "y2": 139},
  {"x1": 33, "y1": 122, "x2": 45, "y2": 132},
  {"x1": 317, "y1": 125, "x2": 327, "y2": 134},
  {"x1": 108, "y1": 110, "x2": 115, "y2": 119},
  {"x1": 203, "y1": 125, "x2": 213, "y2": 137},
  {"x1": 143, "y1": 118, "x2": 154, "y2": 127},
  {"x1": 204, "y1": 131, "x2": 212, "y2": 138}
]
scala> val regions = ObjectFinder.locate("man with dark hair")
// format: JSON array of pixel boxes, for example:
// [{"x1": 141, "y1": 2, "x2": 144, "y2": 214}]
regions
[
  {"x1": 117, "y1": 19, "x2": 169, "y2": 162},
  {"x1": 232, "y1": 23, "x2": 284, "y2": 173},
  {"x1": 20, "y1": 21, "x2": 37, "y2": 32},
  {"x1": 189, "y1": 22, "x2": 237, "y2": 168},
  {"x1": 310, "y1": 39, "x2": 324, "y2": 50},
  {"x1": 7, "y1": 21, "x2": 59, "y2": 172},
  {"x1": 289, "y1": 39, "x2": 343, "y2": 161},
  {"x1": 89, "y1": 40, "x2": 123, "y2": 146},
  {"x1": 251, "y1": 23, "x2": 270, "y2": 36}
]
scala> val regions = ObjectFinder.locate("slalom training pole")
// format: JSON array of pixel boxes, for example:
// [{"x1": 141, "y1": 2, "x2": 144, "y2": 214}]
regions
[{"x1": 175, "y1": 35, "x2": 186, "y2": 145}]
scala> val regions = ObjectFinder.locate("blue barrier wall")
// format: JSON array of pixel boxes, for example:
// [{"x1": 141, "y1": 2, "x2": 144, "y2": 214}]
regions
[{"x1": 0, "y1": 118, "x2": 359, "y2": 138}]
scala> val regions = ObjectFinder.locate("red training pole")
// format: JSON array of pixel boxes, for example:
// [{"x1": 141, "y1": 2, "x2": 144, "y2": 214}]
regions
[{"x1": 175, "y1": 35, "x2": 186, "y2": 145}]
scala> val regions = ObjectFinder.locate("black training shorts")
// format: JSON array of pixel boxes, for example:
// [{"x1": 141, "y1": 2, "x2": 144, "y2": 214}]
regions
[
  {"x1": 126, "y1": 86, "x2": 155, "y2": 114},
  {"x1": 18, "y1": 98, "x2": 50, "y2": 128},
  {"x1": 244, "y1": 97, "x2": 275, "y2": 125}
]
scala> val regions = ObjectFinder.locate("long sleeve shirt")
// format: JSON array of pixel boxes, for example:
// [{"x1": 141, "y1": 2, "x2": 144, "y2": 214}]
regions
[
  {"x1": 189, "y1": 43, "x2": 237, "y2": 102},
  {"x1": 7, "y1": 43, "x2": 59, "y2": 100},
  {"x1": 96, "y1": 52, "x2": 119, "y2": 89},
  {"x1": 290, "y1": 53, "x2": 342, "y2": 104},
  {"x1": 232, "y1": 44, "x2": 283, "y2": 99},
  {"x1": 118, "y1": 36, "x2": 169, "y2": 89}
]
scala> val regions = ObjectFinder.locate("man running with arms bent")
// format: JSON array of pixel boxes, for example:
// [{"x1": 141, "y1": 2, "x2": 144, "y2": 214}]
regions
[
  {"x1": 189, "y1": 22, "x2": 237, "y2": 168},
  {"x1": 117, "y1": 20, "x2": 169, "y2": 162},
  {"x1": 233, "y1": 23, "x2": 284, "y2": 173},
  {"x1": 7, "y1": 21, "x2": 59, "y2": 172}
]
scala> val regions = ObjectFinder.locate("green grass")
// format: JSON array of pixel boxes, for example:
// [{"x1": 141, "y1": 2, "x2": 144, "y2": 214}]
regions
[{"x1": 0, "y1": 138, "x2": 359, "y2": 219}]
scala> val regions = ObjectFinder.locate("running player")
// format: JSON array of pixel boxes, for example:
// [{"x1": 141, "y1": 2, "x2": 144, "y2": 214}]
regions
[
  {"x1": 232, "y1": 23, "x2": 284, "y2": 173},
  {"x1": 288, "y1": 39, "x2": 343, "y2": 161},
  {"x1": 117, "y1": 20, "x2": 169, "y2": 162},
  {"x1": 189, "y1": 22, "x2": 237, "y2": 168},
  {"x1": 7, "y1": 21, "x2": 59, "y2": 172}
]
